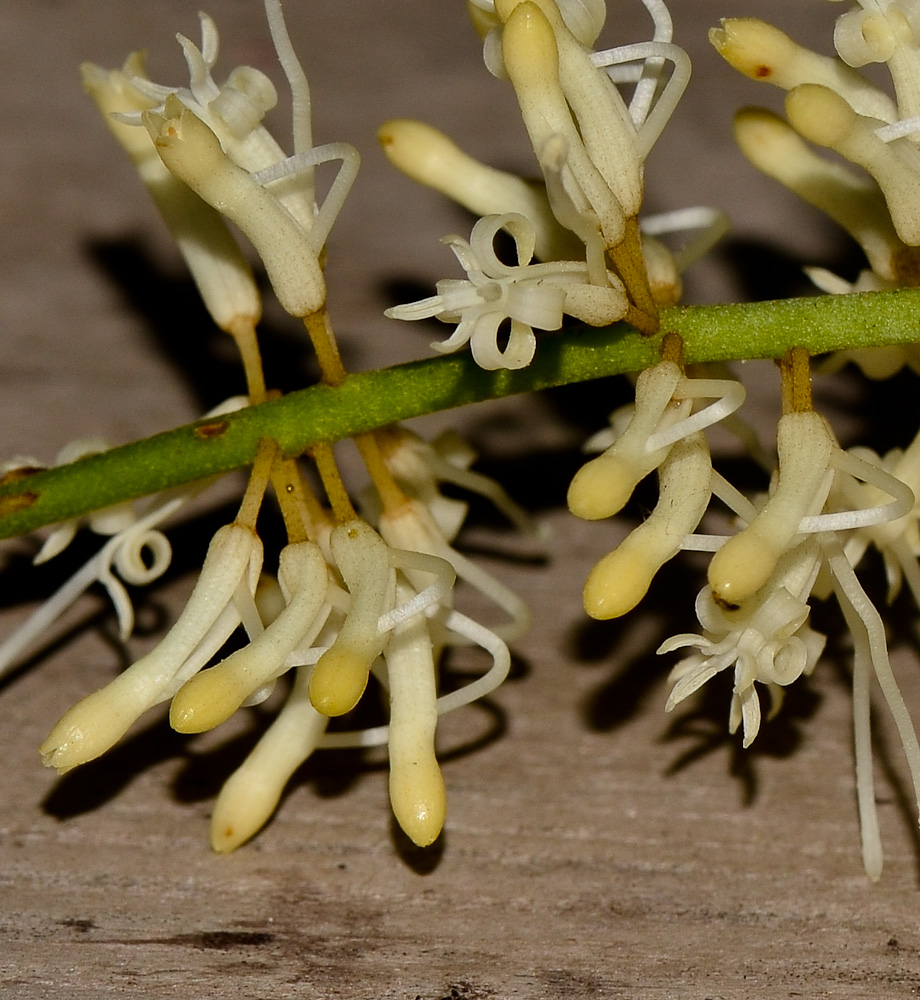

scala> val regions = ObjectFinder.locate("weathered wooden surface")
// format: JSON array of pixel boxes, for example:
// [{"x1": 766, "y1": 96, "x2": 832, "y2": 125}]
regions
[{"x1": 4, "y1": 3, "x2": 920, "y2": 997}]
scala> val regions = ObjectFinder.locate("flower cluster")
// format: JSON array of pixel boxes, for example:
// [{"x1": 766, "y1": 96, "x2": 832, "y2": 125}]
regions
[
  {"x1": 713, "y1": 2, "x2": 920, "y2": 375},
  {"x1": 10, "y1": 0, "x2": 920, "y2": 886},
  {"x1": 384, "y1": 0, "x2": 726, "y2": 368},
  {"x1": 1, "y1": 0, "x2": 545, "y2": 855}
]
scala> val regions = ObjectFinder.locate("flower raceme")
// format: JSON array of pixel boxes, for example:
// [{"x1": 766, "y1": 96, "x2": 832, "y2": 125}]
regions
[
  {"x1": 11, "y1": 0, "x2": 534, "y2": 857},
  {"x1": 14, "y1": 0, "x2": 920, "y2": 887}
]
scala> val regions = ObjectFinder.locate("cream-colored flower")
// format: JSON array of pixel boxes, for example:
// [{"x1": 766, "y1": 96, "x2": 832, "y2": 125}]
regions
[
  {"x1": 39, "y1": 520, "x2": 264, "y2": 773},
  {"x1": 386, "y1": 212, "x2": 627, "y2": 369}
]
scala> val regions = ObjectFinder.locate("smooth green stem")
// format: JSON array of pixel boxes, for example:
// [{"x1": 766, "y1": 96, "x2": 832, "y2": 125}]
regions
[{"x1": 1, "y1": 288, "x2": 918, "y2": 541}]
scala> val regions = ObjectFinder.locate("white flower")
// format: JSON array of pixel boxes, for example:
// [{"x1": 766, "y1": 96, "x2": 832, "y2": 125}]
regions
[
  {"x1": 117, "y1": 0, "x2": 360, "y2": 319},
  {"x1": 387, "y1": 212, "x2": 627, "y2": 369},
  {"x1": 662, "y1": 540, "x2": 826, "y2": 747},
  {"x1": 567, "y1": 361, "x2": 745, "y2": 617},
  {"x1": 39, "y1": 520, "x2": 264, "y2": 773}
]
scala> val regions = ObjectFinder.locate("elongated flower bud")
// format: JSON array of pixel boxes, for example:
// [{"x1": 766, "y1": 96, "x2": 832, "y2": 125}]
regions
[
  {"x1": 385, "y1": 586, "x2": 446, "y2": 847},
  {"x1": 145, "y1": 96, "x2": 326, "y2": 316},
  {"x1": 40, "y1": 523, "x2": 262, "y2": 772},
  {"x1": 709, "y1": 411, "x2": 834, "y2": 607},
  {"x1": 170, "y1": 541, "x2": 327, "y2": 733},
  {"x1": 583, "y1": 431, "x2": 711, "y2": 619},
  {"x1": 309, "y1": 520, "x2": 392, "y2": 717},
  {"x1": 568, "y1": 361, "x2": 682, "y2": 520}
]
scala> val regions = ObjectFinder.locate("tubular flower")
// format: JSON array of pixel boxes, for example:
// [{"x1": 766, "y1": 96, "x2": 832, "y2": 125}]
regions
[
  {"x1": 567, "y1": 360, "x2": 745, "y2": 619},
  {"x1": 39, "y1": 520, "x2": 264, "y2": 773},
  {"x1": 206, "y1": 513, "x2": 513, "y2": 852},
  {"x1": 107, "y1": 0, "x2": 361, "y2": 320}
]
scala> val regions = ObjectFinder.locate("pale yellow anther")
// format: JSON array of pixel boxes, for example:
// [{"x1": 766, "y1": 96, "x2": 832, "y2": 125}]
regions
[
  {"x1": 169, "y1": 541, "x2": 327, "y2": 734},
  {"x1": 568, "y1": 361, "x2": 682, "y2": 521},
  {"x1": 145, "y1": 96, "x2": 326, "y2": 316},
  {"x1": 786, "y1": 84, "x2": 920, "y2": 244},
  {"x1": 734, "y1": 107, "x2": 905, "y2": 281},
  {"x1": 309, "y1": 520, "x2": 392, "y2": 717},
  {"x1": 710, "y1": 18, "x2": 897, "y2": 122},
  {"x1": 378, "y1": 118, "x2": 575, "y2": 261},
  {"x1": 583, "y1": 431, "x2": 711, "y2": 619},
  {"x1": 708, "y1": 411, "x2": 835, "y2": 607},
  {"x1": 385, "y1": 583, "x2": 446, "y2": 847}
]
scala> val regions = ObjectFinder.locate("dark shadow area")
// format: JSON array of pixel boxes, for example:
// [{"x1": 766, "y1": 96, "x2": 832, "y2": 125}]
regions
[
  {"x1": 391, "y1": 817, "x2": 446, "y2": 874},
  {"x1": 715, "y1": 233, "x2": 869, "y2": 304},
  {"x1": 660, "y1": 677, "x2": 822, "y2": 807},
  {"x1": 86, "y1": 238, "x2": 326, "y2": 407}
]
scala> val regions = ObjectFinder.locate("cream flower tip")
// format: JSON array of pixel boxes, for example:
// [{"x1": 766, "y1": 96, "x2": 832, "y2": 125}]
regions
[
  {"x1": 582, "y1": 546, "x2": 654, "y2": 620},
  {"x1": 707, "y1": 531, "x2": 779, "y2": 609},
  {"x1": 39, "y1": 687, "x2": 132, "y2": 773},
  {"x1": 709, "y1": 18, "x2": 796, "y2": 83},
  {"x1": 785, "y1": 84, "x2": 858, "y2": 150},
  {"x1": 309, "y1": 647, "x2": 372, "y2": 717},
  {"x1": 169, "y1": 668, "x2": 247, "y2": 734},
  {"x1": 502, "y1": 2, "x2": 559, "y2": 83},
  {"x1": 567, "y1": 454, "x2": 639, "y2": 520},
  {"x1": 390, "y1": 758, "x2": 447, "y2": 847},
  {"x1": 377, "y1": 118, "x2": 460, "y2": 182},
  {"x1": 209, "y1": 767, "x2": 285, "y2": 854}
]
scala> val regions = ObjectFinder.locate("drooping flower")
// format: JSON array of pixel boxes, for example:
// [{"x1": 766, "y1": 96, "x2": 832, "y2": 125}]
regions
[{"x1": 567, "y1": 359, "x2": 745, "y2": 618}]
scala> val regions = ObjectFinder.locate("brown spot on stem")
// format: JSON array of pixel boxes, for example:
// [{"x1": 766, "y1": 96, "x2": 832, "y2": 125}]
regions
[
  {"x1": 194, "y1": 420, "x2": 229, "y2": 440},
  {"x1": 0, "y1": 467, "x2": 44, "y2": 487},
  {"x1": 0, "y1": 491, "x2": 39, "y2": 517},
  {"x1": 754, "y1": 64, "x2": 772, "y2": 78}
]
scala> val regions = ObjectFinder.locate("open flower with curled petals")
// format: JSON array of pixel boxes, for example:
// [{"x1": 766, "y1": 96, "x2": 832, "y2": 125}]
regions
[
  {"x1": 387, "y1": 212, "x2": 627, "y2": 370},
  {"x1": 661, "y1": 403, "x2": 920, "y2": 878},
  {"x1": 662, "y1": 539, "x2": 826, "y2": 747}
]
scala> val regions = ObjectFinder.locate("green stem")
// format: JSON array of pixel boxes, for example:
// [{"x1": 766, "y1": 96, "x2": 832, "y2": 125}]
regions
[{"x1": 1, "y1": 288, "x2": 918, "y2": 540}]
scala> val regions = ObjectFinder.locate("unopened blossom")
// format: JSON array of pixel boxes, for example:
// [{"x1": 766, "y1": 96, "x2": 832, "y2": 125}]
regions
[
  {"x1": 714, "y1": 6, "x2": 920, "y2": 270},
  {"x1": 568, "y1": 360, "x2": 745, "y2": 618},
  {"x1": 40, "y1": 521, "x2": 263, "y2": 772}
]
